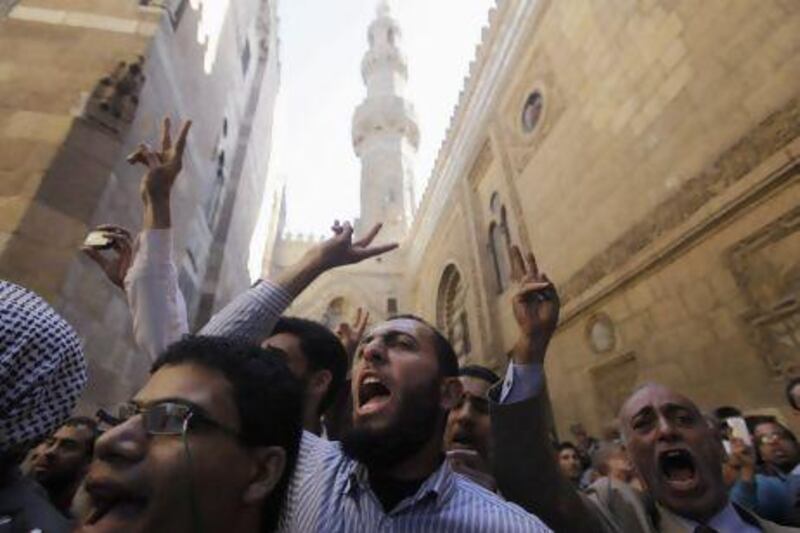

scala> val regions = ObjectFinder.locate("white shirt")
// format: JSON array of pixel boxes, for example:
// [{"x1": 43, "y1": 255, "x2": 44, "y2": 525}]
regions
[{"x1": 123, "y1": 230, "x2": 188, "y2": 362}]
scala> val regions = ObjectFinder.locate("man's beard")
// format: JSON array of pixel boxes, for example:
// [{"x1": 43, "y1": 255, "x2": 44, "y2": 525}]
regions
[
  {"x1": 34, "y1": 465, "x2": 80, "y2": 493},
  {"x1": 342, "y1": 377, "x2": 441, "y2": 471}
]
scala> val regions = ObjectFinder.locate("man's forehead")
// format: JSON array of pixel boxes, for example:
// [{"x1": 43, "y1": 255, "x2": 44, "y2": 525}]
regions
[
  {"x1": 621, "y1": 383, "x2": 697, "y2": 419},
  {"x1": 55, "y1": 424, "x2": 92, "y2": 440},
  {"x1": 367, "y1": 317, "x2": 433, "y2": 340},
  {"x1": 136, "y1": 363, "x2": 237, "y2": 422},
  {"x1": 754, "y1": 421, "x2": 781, "y2": 435},
  {"x1": 459, "y1": 375, "x2": 492, "y2": 398}
]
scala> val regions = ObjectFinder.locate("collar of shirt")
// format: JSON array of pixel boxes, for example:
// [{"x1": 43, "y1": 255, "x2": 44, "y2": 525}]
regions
[
  {"x1": 342, "y1": 457, "x2": 456, "y2": 515},
  {"x1": 662, "y1": 502, "x2": 761, "y2": 532}
]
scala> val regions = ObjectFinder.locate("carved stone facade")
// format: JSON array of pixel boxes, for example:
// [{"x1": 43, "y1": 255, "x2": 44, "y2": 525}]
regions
[
  {"x1": 0, "y1": 0, "x2": 281, "y2": 411},
  {"x1": 265, "y1": 0, "x2": 800, "y2": 435}
]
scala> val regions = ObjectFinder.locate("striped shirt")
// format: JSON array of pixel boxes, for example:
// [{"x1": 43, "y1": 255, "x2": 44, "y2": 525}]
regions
[
  {"x1": 198, "y1": 273, "x2": 551, "y2": 532},
  {"x1": 199, "y1": 278, "x2": 292, "y2": 343},
  {"x1": 278, "y1": 432, "x2": 551, "y2": 532}
]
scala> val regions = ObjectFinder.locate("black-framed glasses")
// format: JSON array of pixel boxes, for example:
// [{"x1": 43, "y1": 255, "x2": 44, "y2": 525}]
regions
[{"x1": 97, "y1": 401, "x2": 239, "y2": 439}]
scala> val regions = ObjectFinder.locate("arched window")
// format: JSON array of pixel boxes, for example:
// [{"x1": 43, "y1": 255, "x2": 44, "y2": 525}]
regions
[
  {"x1": 488, "y1": 195, "x2": 513, "y2": 293},
  {"x1": 490, "y1": 223, "x2": 511, "y2": 292},
  {"x1": 436, "y1": 265, "x2": 471, "y2": 361}
]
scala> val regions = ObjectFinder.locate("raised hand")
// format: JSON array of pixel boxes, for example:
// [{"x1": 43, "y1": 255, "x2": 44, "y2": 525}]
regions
[
  {"x1": 509, "y1": 245, "x2": 560, "y2": 364},
  {"x1": 727, "y1": 437, "x2": 756, "y2": 482},
  {"x1": 336, "y1": 307, "x2": 370, "y2": 360},
  {"x1": 127, "y1": 117, "x2": 192, "y2": 204},
  {"x1": 275, "y1": 220, "x2": 399, "y2": 298},
  {"x1": 313, "y1": 221, "x2": 398, "y2": 270},
  {"x1": 81, "y1": 225, "x2": 134, "y2": 290}
]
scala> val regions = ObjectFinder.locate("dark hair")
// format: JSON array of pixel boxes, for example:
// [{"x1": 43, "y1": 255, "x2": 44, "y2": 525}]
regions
[
  {"x1": 459, "y1": 365, "x2": 500, "y2": 385},
  {"x1": 745, "y1": 415, "x2": 777, "y2": 434},
  {"x1": 391, "y1": 314, "x2": 459, "y2": 378},
  {"x1": 64, "y1": 416, "x2": 100, "y2": 457},
  {"x1": 557, "y1": 441, "x2": 579, "y2": 453},
  {"x1": 152, "y1": 336, "x2": 303, "y2": 533},
  {"x1": 271, "y1": 316, "x2": 348, "y2": 414},
  {"x1": 786, "y1": 378, "x2": 800, "y2": 411},
  {"x1": 751, "y1": 418, "x2": 798, "y2": 444},
  {"x1": 713, "y1": 406, "x2": 742, "y2": 420}
]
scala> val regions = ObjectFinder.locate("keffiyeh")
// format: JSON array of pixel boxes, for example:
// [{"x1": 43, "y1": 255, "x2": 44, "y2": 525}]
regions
[{"x1": 0, "y1": 280, "x2": 87, "y2": 452}]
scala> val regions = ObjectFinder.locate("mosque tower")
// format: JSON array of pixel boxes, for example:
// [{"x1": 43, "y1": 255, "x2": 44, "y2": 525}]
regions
[{"x1": 352, "y1": 0, "x2": 419, "y2": 242}]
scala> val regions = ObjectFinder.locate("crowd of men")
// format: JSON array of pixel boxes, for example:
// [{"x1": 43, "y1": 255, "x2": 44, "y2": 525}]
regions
[{"x1": 2, "y1": 118, "x2": 800, "y2": 532}]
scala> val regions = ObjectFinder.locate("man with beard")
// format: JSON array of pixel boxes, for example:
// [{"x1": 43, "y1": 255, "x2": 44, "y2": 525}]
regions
[
  {"x1": 443, "y1": 365, "x2": 500, "y2": 490},
  {"x1": 113, "y1": 119, "x2": 547, "y2": 529},
  {"x1": 203, "y1": 283, "x2": 550, "y2": 530},
  {"x1": 77, "y1": 336, "x2": 303, "y2": 533},
  {"x1": 270, "y1": 313, "x2": 549, "y2": 531},
  {"x1": 556, "y1": 442, "x2": 585, "y2": 488},
  {"x1": 30, "y1": 417, "x2": 99, "y2": 515}
]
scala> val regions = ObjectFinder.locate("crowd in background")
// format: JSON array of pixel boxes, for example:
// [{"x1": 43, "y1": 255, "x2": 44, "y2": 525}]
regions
[{"x1": 3, "y1": 118, "x2": 800, "y2": 532}]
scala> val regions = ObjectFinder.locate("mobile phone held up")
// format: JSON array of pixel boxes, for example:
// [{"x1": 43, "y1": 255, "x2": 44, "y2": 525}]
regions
[{"x1": 84, "y1": 231, "x2": 114, "y2": 250}]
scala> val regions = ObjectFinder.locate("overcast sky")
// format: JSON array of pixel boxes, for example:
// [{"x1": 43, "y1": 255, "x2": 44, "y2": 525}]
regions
[{"x1": 248, "y1": 0, "x2": 495, "y2": 276}]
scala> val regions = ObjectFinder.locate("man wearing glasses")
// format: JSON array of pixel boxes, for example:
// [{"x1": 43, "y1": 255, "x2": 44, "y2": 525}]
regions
[{"x1": 77, "y1": 336, "x2": 303, "y2": 533}]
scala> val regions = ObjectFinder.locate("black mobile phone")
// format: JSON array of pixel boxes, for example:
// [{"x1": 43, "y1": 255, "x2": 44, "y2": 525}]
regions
[{"x1": 84, "y1": 230, "x2": 114, "y2": 250}]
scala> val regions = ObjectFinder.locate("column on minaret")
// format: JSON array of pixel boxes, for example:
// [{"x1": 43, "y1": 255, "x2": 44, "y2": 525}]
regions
[{"x1": 352, "y1": 0, "x2": 419, "y2": 242}]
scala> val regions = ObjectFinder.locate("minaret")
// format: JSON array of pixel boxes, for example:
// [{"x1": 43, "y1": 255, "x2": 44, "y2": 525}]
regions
[{"x1": 352, "y1": 0, "x2": 419, "y2": 242}]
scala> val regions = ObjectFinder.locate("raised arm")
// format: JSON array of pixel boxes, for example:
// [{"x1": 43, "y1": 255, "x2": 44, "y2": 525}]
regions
[
  {"x1": 490, "y1": 246, "x2": 608, "y2": 532},
  {"x1": 84, "y1": 118, "x2": 193, "y2": 361},
  {"x1": 200, "y1": 221, "x2": 398, "y2": 343}
]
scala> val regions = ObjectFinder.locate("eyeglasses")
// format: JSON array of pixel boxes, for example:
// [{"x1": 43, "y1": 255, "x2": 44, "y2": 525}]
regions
[
  {"x1": 97, "y1": 401, "x2": 239, "y2": 439},
  {"x1": 757, "y1": 432, "x2": 788, "y2": 445}
]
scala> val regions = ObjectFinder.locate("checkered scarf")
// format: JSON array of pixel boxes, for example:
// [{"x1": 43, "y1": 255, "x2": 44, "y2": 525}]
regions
[{"x1": 0, "y1": 281, "x2": 87, "y2": 452}]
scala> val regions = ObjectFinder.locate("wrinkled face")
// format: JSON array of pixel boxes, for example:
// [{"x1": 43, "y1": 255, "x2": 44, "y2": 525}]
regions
[
  {"x1": 621, "y1": 384, "x2": 727, "y2": 522},
  {"x1": 78, "y1": 364, "x2": 256, "y2": 533},
  {"x1": 32, "y1": 424, "x2": 94, "y2": 487},
  {"x1": 351, "y1": 318, "x2": 447, "y2": 433},
  {"x1": 444, "y1": 376, "x2": 492, "y2": 461},
  {"x1": 557, "y1": 448, "x2": 583, "y2": 482},
  {"x1": 754, "y1": 422, "x2": 799, "y2": 472}
]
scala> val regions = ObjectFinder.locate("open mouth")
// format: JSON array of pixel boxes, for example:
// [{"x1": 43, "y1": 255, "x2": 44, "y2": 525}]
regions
[
  {"x1": 84, "y1": 483, "x2": 147, "y2": 530},
  {"x1": 451, "y1": 430, "x2": 475, "y2": 450},
  {"x1": 659, "y1": 449, "x2": 698, "y2": 492},
  {"x1": 357, "y1": 375, "x2": 391, "y2": 415}
]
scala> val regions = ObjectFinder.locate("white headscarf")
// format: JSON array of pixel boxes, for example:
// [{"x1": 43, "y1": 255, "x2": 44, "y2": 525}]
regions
[{"x1": 0, "y1": 280, "x2": 87, "y2": 452}]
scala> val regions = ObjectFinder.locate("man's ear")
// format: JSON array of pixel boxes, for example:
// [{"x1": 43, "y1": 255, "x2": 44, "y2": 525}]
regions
[
  {"x1": 310, "y1": 369, "x2": 333, "y2": 399},
  {"x1": 440, "y1": 377, "x2": 463, "y2": 411},
  {"x1": 242, "y1": 446, "x2": 287, "y2": 505}
]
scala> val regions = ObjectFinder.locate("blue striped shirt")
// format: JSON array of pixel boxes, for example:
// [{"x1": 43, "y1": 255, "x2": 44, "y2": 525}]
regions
[
  {"x1": 201, "y1": 280, "x2": 551, "y2": 532},
  {"x1": 280, "y1": 432, "x2": 551, "y2": 532}
]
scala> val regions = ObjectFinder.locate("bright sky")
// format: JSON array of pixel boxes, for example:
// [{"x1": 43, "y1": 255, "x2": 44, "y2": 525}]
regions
[{"x1": 248, "y1": 0, "x2": 495, "y2": 277}]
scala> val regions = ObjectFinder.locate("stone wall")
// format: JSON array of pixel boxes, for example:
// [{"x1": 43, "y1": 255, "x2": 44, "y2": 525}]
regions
[
  {"x1": 405, "y1": 0, "x2": 800, "y2": 434},
  {"x1": 0, "y1": 0, "x2": 280, "y2": 412}
]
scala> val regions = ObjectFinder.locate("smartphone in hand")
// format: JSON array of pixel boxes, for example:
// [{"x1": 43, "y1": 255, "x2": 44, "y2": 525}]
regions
[{"x1": 84, "y1": 231, "x2": 114, "y2": 250}]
